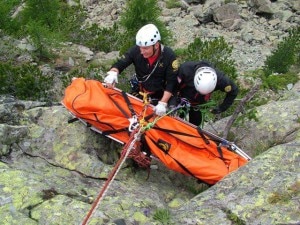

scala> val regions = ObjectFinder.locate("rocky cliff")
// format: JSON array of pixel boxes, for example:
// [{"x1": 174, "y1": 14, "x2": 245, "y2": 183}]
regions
[{"x1": 1, "y1": 0, "x2": 299, "y2": 224}]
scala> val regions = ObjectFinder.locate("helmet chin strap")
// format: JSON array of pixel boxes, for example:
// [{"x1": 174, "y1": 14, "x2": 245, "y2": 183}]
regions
[{"x1": 150, "y1": 43, "x2": 159, "y2": 57}]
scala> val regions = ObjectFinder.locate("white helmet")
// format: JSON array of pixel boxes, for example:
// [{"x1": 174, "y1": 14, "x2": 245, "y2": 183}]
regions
[
  {"x1": 194, "y1": 67, "x2": 217, "y2": 95},
  {"x1": 136, "y1": 24, "x2": 161, "y2": 47}
]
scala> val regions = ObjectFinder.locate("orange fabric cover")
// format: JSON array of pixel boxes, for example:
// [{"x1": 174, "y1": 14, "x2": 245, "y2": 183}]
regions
[
  {"x1": 145, "y1": 117, "x2": 248, "y2": 184},
  {"x1": 62, "y1": 78, "x2": 247, "y2": 185},
  {"x1": 62, "y1": 78, "x2": 153, "y2": 143}
]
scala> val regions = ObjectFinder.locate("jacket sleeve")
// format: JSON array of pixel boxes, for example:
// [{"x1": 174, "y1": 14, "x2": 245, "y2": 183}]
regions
[
  {"x1": 216, "y1": 71, "x2": 239, "y2": 112},
  {"x1": 111, "y1": 47, "x2": 136, "y2": 74}
]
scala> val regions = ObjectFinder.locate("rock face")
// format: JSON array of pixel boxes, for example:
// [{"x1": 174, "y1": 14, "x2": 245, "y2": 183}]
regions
[
  {"x1": 79, "y1": 0, "x2": 299, "y2": 74},
  {"x1": 1, "y1": 0, "x2": 300, "y2": 224}
]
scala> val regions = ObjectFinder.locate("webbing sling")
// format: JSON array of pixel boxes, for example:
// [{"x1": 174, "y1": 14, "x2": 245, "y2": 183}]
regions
[
  {"x1": 102, "y1": 91, "x2": 137, "y2": 136},
  {"x1": 147, "y1": 136, "x2": 206, "y2": 183},
  {"x1": 107, "y1": 92, "x2": 132, "y2": 119},
  {"x1": 196, "y1": 127, "x2": 210, "y2": 145},
  {"x1": 153, "y1": 127, "x2": 201, "y2": 138},
  {"x1": 151, "y1": 126, "x2": 210, "y2": 147},
  {"x1": 197, "y1": 127, "x2": 224, "y2": 159}
]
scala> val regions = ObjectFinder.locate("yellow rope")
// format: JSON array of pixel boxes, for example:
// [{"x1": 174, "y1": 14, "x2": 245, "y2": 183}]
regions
[{"x1": 139, "y1": 92, "x2": 150, "y2": 130}]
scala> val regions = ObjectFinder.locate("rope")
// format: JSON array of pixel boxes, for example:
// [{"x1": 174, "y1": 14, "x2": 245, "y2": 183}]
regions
[
  {"x1": 81, "y1": 128, "x2": 142, "y2": 225},
  {"x1": 143, "y1": 98, "x2": 189, "y2": 131},
  {"x1": 81, "y1": 92, "x2": 152, "y2": 225}
]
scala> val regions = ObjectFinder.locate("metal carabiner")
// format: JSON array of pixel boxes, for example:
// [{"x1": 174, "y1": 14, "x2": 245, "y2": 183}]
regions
[{"x1": 128, "y1": 115, "x2": 139, "y2": 132}]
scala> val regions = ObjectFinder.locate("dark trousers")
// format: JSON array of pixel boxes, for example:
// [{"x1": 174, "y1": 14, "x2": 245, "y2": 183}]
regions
[
  {"x1": 188, "y1": 107, "x2": 202, "y2": 126},
  {"x1": 179, "y1": 106, "x2": 202, "y2": 126}
]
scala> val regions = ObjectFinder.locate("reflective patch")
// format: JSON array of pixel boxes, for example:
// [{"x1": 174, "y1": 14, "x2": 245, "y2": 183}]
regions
[
  {"x1": 158, "y1": 139, "x2": 171, "y2": 152},
  {"x1": 172, "y1": 60, "x2": 179, "y2": 71},
  {"x1": 224, "y1": 85, "x2": 232, "y2": 92}
]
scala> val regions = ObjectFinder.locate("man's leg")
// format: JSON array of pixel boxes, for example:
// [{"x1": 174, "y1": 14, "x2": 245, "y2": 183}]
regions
[{"x1": 189, "y1": 107, "x2": 202, "y2": 126}]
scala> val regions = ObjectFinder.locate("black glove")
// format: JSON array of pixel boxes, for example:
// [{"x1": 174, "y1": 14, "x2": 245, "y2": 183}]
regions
[{"x1": 211, "y1": 106, "x2": 222, "y2": 114}]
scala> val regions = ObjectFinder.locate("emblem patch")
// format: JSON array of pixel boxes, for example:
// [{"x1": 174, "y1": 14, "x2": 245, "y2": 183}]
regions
[
  {"x1": 157, "y1": 139, "x2": 171, "y2": 153},
  {"x1": 172, "y1": 60, "x2": 179, "y2": 71},
  {"x1": 224, "y1": 85, "x2": 232, "y2": 92}
]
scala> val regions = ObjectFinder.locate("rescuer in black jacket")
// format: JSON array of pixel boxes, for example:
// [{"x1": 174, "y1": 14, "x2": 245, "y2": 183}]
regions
[
  {"x1": 178, "y1": 60, "x2": 238, "y2": 126},
  {"x1": 104, "y1": 24, "x2": 179, "y2": 116}
]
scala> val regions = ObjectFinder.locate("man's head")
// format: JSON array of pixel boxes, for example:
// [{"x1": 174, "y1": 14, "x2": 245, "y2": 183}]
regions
[
  {"x1": 194, "y1": 67, "x2": 217, "y2": 95},
  {"x1": 136, "y1": 24, "x2": 161, "y2": 58}
]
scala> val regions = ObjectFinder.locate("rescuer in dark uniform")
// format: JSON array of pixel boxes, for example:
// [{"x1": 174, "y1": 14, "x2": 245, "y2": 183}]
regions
[
  {"x1": 177, "y1": 60, "x2": 238, "y2": 126},
  {"x1": 104, "y1": 23, "x2": 179, "y2": 116}
]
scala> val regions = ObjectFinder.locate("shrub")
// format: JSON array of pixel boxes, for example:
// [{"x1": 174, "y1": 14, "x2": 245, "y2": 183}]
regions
[
  {"x1": 0, "y1": 0, "x2": 22, "y2": 33},
  {"x1": 177, "y1": 37, "x2": 237, "y2": 79},
  {"x1": 75, "y1": 23, "x2": 122, "y2": 53},
  {"x1": 4, "y1": 0, "x2": 86, "y2": 61},
  {"x1": 262, "y1": 72, "x2": 299, "y2": 92},
  {"x1": 176, "y1": 36, "x2": 239, "y2": 119},
  {"x1": 0, "y1": 62, "x2": 54, "y2": 101},
  {"x1": 119, "y1": 0, "x2": 173, "y2": 55},
  {"x1": 263, "y1": 26, "x2": 300, "y2": 76}
]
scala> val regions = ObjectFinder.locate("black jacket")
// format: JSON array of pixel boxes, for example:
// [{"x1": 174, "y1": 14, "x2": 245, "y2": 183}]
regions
[
  {"x1": 112, "y1": 44, "x2": 178, "y2": 97},
  {"x1": 178, "y1": 61, "x2": 238, "y2": 112}
]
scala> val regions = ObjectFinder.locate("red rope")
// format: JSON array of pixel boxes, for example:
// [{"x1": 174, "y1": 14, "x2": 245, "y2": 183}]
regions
[{"x1": 81, "y1": 129, "x2": 141, "y2": 225}]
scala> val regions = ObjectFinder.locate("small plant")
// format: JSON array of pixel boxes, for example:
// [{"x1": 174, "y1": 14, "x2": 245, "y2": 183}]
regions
[
  {"x1": 0, "y1": 0, "x2": 21, "y2": 32},
  {"x1": 153, "y1": 208, "x2": 171, "y2": 225},
  {"x1": 224, "y1": 208, "x2": 246, "y2": 225},
  {"x1": 166, "y1": 0, "x2": 182, "y2": 9},
  {"x1": 2, "y1": 0, "x2": 87, "y2": 61},
  {"x1": 251, "y1": 140, "x2": 270, "y2": 157},
  {"x1": 268, "y1": 181, "x2": 300, "y2": 204},
  {"x1": 185, "y1": 180, "x2": 210, "y2": 195},
  {"x1": 263, "y1": 26, "x2": 300, "y2": 76}
]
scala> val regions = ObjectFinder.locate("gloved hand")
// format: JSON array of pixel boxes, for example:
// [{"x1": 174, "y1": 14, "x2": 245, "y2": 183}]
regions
[
  {"x1": 104, "y1": 71, "x2": 118, "y2": 84},
  {"x1": 155, "y1": 101, "x2": 167, "y2": 116},
  {"x1": 211, "y1": 106, "x2": 222, "y2": 114}
]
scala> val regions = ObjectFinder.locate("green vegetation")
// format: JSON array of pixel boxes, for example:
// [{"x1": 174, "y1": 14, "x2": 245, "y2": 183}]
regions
[
  {"x1": 75, "y1": 23, "x2": 122, "y2": 53},
  {"x1": 153, "y1": 208, "x2": 171, "y2": 225},
  {"x1": 268, "y1": 181, "x2": 300, "y2": 204},
  {"x1": 224, "y1": 208, "x2": 246, "y2": 225},
  {"x1": 166, "y1": 0, "x2": 182, "y2": 9},
  {"x1": 0, "y1": 0, "x2": 299, "y2": 110},
  {"x1": 251, "y1": 140, "x2": 271, "y2": 157},
  {"x1": 0, "y1": 0, "x2": 86, "y2": 60},
  {"x1": 118, "y1": 0, "x2": 173, "y2": 55},
  {"x1": 0, "y1": 0, "x2": 21, "y2": 32},
  {"x1": 177, "y1": 37, "x2": 237, "y2": 79},
  {"x1": 262, "y1": 72, "x2": 299, "y2": 92},
  {"x1": 263, "y1": 26, "x2": 300, "y2": 76},
  {"x1": 259, "y1": 26, "x2": 300, "y2": 92},
  {"x1": 0, "y1": 62, "x2": 54, "y2": 101},
  {"x1": 185, "y1": 180, "x2": 210, "y2": 195}
]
